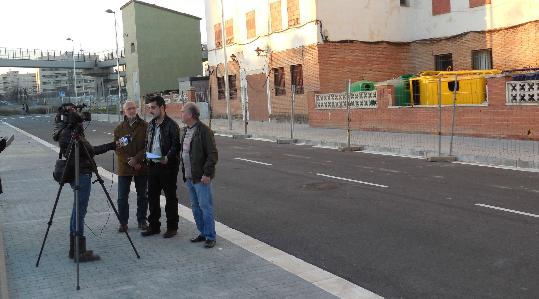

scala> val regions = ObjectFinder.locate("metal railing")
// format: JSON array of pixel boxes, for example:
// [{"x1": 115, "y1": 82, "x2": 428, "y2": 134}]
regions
[{"x1": 0, "y1": 47, "x2": 125, "y2": 63}]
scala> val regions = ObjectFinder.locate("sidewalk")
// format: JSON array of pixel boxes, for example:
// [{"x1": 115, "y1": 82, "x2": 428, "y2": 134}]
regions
[
  {"x1": 92, "y1": 114, "x2": 539, "y2": 170},
  {"x1": 0, "y1": 122, "x2": 379, "y2": 298}
]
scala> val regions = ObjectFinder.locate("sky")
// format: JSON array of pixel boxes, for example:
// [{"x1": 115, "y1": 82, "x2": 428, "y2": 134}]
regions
[{"x1": 0, "y1": 0, "x2": 207, "y2": 74}]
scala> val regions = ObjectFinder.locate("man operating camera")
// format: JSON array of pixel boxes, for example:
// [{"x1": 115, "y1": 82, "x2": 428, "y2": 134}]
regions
[{"x1": 53, "y1": 103, "x2": 119, "y2": 262}]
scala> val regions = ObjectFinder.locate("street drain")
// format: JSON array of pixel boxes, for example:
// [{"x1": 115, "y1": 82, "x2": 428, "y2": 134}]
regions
[{"x1": 302, "y1": 182, "x2": 340, "y2": 191}]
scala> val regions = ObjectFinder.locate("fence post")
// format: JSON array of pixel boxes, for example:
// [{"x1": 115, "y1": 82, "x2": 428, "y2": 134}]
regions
[
  {"x1": 437, "y1": 76, "x2": 442, "y2": 157},
  {"x1": 347, "y1": 79, "x2": 351, "y2": 149},
  {"x1": 291, "y1": 85, "x2": 296, "y2": 140},
  {"x1": 449, "y1": 74, "x2": 458, "y2": 156}
]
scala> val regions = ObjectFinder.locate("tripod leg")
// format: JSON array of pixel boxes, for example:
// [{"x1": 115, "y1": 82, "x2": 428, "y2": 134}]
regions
[
  {"x1": 80, "y1": 143, "x2": 140, "y2": 259},
  {"x1": 36, "y1": 134, "x2": 77, "y2": 267},
  {"x1": 94, "y1": 174, "x2": 140, "y2": 259},
  {"x1": 36, "y1": 183, "x2": 65, "y2": 267}
]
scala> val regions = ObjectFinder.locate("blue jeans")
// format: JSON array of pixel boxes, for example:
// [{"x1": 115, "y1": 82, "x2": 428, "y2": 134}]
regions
[
  {"x1": 117, "y1": 175, "x2": 148, "y2": 225},
  {"x1": 186, "y1": 180, "x2": 216, "y2": 240},
  {"x1": 70, "y1": 174, "x2": 92, "y2": 235}
]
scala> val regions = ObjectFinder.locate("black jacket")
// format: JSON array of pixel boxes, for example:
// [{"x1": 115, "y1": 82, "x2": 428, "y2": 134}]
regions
[
  {"x1": 180, "y1": 121, "x2": 218, "y2": 183},
  {"x1": 53, "y1": 121, "x2": 116, "y2": 174},
  {"x1": 145, "y1": 114, "x2": 181, "y2": 169}
]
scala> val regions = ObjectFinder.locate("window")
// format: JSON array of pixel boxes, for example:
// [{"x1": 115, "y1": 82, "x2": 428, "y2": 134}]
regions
[
  {"x1": 270, "y1": 1, "x2": 282, "y2": 33},
  {"x1": 217, "y1": 76, "x2": 225, "y2": 99},
  {"x1": 130, "y1": 43, "x2": 136, "y2": 53},
  {"x1": 472, "y1": 49, "x2": 492, "y2": 70},
  {"x1": 246, "y1": 10, "x2": 256, "y2": 39},
  {"x1": 214, "y1": 23, "x2": 222, "y2": 48},
  {"x1": 217, "y1": 75, "x2": 237, "y2": 99},
  {"x1": 290, "y1": 64, "x2": 304, "y2": 94},
  {"x1": 273, "y1": 67, "x2": 286, "y2": 96},
  {"x1": 225, "y1": 19, "x2": 234, "y2": 45},
  {"x1": 435, "y1": 53, "x2": 453, "y2": 71},
  {"x1": 228, "y1": 74, "x2": 237, "y2": 98},
  {"x1": 400, "y1": 0, "x2": 410, "y2": 7},
  {"x1": 287, "y1": 0, "x2": 300, "y2": 27},
  {"x1": 469, "y1": 0, "x2": 491, "y2": 8},
  {"x1": 432, "y1": 0, "x2": 451, "y2": 15}
]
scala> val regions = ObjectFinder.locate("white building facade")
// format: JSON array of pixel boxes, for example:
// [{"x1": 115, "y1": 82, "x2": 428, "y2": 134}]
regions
[{"x1": 205, "y1": 0, "x2": 539, "y2": 120}]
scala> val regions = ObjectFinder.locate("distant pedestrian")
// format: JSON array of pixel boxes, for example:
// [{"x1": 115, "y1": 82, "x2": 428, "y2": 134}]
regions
[
  {"x1": 180, "y1": 102, "x2": 218, "y2": 248},
  {"x1": 114, "y1": 100, "x2": 149, "y2": 233},
  {"x1": 142, "y1": 95, "x2": 181, "y2": 239}
]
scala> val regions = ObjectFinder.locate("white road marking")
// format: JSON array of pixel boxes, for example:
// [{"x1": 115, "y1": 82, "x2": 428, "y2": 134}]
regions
[
  {"x1": 317, "y1": 173, "x2": 389, "y2": 188},
  {"x1": 1, "y1": 122, "x2": 382, "y2": 299},
  {"x1": 92, "y1": 129, "x2": 97, "y2": 132},
  {"x1": 475, "y1": 204, "x2": 539, "y2": 218},
  {"x1": 234, "y1": 157, "x2": 273, "y2": 166},
  {"x1": 454, "y1": 161, "x2": 539, "y2": 173},
  {"x1": 215, "y1": 133, "x2": 233, "y2": 138}
]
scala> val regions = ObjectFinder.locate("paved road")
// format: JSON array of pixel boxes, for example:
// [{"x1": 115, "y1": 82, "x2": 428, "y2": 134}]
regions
[{"x1": 3, "y1": 114, "x2": 539, "y2": 298}]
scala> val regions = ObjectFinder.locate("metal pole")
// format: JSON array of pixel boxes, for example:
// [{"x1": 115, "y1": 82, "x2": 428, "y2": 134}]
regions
[
  {"x1": 449, "y1": 74, "x2": 458, "y2": 156},
  {"x1": 220, "y1": 0, "x2": 232, "y2": 130},
  {"x1": 438, "y1": 76, "x2": 442, "y2": 156},
  {"x1": 70, "y1": 41, "x2": 78, "y2": 104},
  {"x1": 243, "y1": 87, "x2": 248, "y2": 135},
  {"x1": 347, "y1": 79, "x2": 351, "y2": 149},
  {"x1": 291, "y1": 85, "x2": 296, "y2": 140},
  {"x1": 207, "y1": 88, "x2": 212, "y2": 129},
  {"x1": 113, "y1": 12, "x2": 122, "y2": 122}
]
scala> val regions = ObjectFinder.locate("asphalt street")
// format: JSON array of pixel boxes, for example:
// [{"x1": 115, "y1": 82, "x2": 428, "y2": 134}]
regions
[{"x1": 2, "y1": 114, "x2": 538, "y2": 298}]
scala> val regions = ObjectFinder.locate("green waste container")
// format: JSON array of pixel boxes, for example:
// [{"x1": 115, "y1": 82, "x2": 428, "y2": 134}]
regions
[
  {"x1": 350, "y1": 81, "x2": 375, "y2": 92},
  {"x1": 394, "y1": 74, "x2": 415, "y2": 106}
]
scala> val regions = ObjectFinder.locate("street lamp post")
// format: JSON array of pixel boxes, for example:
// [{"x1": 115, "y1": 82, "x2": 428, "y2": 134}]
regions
[
  {"x1": 66, "y1": 38, "x2": 77, "y2": 104},
  {"x1": 106, "y1": 9, "x2": 122, "y2": 121},
  {"x1": 219, "y1": 0, "x2": 232, "y2": 130}
]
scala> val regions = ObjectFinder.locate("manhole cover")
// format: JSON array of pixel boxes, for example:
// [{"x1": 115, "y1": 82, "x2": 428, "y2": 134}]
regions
[{"x1": 302, "y1": 182, "x2": 340, "y2": 191}]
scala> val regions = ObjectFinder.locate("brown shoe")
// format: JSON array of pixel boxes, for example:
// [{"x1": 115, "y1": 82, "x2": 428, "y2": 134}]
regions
[
  {"x1": 118, "y1": 224, "x2": 128, "y2": 233},
  {"x1": 163, "y1": 229, "x2": 177, "y2": 239}
]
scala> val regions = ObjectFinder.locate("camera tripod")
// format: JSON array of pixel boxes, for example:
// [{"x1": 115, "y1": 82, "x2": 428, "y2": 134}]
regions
[{"x1": 35, "y1": 125, "x2": 140, "y2": 290}]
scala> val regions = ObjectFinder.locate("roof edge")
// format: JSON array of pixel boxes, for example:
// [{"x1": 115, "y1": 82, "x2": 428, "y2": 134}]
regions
[{"x1": 120, "y1": 0, "x2": 202, "y2": 20}]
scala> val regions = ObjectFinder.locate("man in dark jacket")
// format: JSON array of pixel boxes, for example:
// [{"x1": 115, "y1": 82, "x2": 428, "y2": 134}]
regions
[
  {"x1": 180, "y1": 102, "x2": 218, "y2": 248},
  {"x1": 142, "y1": 96, "x2": 181, "y2": 238},
  {"x1": 53, "y1": 103, "x2": 118, "y2": 262},
  {"x1": 114, "y1": 100, "x2": 149, "y2": 233}
]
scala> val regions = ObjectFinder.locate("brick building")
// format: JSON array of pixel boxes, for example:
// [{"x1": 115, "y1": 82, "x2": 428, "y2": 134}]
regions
[{"x1": 205, "y1": 0, "x2": 539, "y2": 121}]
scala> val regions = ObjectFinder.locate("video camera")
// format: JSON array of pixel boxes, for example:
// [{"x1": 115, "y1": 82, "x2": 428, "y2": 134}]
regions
[{"x1": 57, "y1": 103, "x2": 92, "y2": 125}]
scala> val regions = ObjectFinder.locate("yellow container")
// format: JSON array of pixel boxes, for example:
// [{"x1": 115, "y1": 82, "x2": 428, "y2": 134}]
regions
[{"x1": 409, "y1": 70, "x2": 502, "y2": 105}]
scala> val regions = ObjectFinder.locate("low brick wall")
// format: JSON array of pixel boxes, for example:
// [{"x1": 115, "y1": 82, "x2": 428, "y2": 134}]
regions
[{"x1": 308, "y1": 76, "x2": 539, "y2": 140}]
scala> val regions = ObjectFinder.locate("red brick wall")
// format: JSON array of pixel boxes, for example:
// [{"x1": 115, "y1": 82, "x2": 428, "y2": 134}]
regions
[
  {"x1": 432, "y1": 0, "x2": 451, "y2": 15},
  {"x1": 246, "y1": 73, "x2": 269, "y2": 121},
  {"x1": 317, "y1": 42, "x2": 411, "y2": 93},
  {"x1": 309, "y1": 77, "x2": 539, "y2": 140},
  {"x1": 209, "y1": 62, "x2": 243, "y2": 119},
  {"x1": 268, "y1": 45, "x2": 320, "y2": 119},
  {"x1": 410, "y1": 21, "x2": 539, "y2": 72},
  {"x1": 469, "y1": 0, "x2": 491, "y2": 8}
]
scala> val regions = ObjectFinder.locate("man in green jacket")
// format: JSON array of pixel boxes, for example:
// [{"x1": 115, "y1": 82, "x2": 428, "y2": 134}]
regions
[
  {"x1": 114, "y1": 101, "x2": 149, "y2": 232},
  {"x1": 180, "y1": 102, "x2": 218, "y2": 248}
]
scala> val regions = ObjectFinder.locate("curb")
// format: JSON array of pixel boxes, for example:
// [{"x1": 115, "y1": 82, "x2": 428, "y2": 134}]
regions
[{"x1": 0, "y1": 224, "x2": 9, "y2": 299}]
